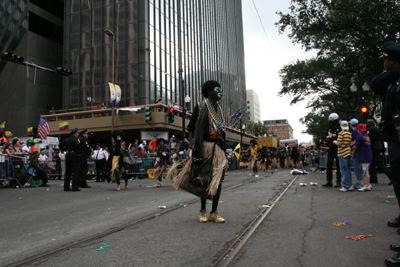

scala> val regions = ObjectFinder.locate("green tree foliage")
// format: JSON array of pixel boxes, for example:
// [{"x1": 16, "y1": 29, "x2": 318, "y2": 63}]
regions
[
  {"x1": 247, "y1": 121, "x2": 270, "y2": 137},
  {"x1": 276, "y1": 0, "x2": 400, "y2": 140}
]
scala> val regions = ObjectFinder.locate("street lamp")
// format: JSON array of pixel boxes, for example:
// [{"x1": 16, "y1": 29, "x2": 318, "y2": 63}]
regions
[
  {"x1": 362, "y1": 82, "x2": 371, "y2": 92},
  {"x1": 104, "y1": 29, "x2": 115, "y2": 134}
]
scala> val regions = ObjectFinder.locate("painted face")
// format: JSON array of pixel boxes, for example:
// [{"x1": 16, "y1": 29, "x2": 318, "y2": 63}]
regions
[{"x1": 209, "y1": 86, "x2": 223, "y2": 100}]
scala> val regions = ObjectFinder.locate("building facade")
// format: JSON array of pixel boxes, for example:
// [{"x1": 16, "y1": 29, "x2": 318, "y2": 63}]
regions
[
  {"x1": 63, "y1": 0, "x2": 246, "y2": 121},
  {"x1": 264, "y1": 119, "x2": 294, "y2": 140},
  {"x1": 0, "y1": 0, "x2": 64, "y2": 136},
  {"x1": 246, "y1": 89, "x2": 260, "y2": 122}
]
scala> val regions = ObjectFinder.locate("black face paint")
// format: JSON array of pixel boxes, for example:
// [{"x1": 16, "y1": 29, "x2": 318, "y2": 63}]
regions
[{"x1": 209, "y1": 86, "x2": 223, "y2": 100}]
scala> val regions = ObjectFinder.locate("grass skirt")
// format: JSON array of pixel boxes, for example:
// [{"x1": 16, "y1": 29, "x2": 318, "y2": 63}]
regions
[{"x1": 169, "y1": 141, "x2": 227, "y2": 196}]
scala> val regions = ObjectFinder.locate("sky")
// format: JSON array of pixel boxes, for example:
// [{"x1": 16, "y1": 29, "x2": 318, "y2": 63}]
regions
[{"x1": 241, "y1": 0, "x2": 315, "y2": 143}]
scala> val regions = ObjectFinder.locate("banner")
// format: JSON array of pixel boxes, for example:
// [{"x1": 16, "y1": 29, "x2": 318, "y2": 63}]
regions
[
  {"x1": 115, "y1": 84, "x2": 121, "y2": 107},
  {"x1": 109, "y1": 82, "x2": 116, "y2": 106},
  {"x1": 0, "y1": 121, "x2": 5, "y2": 132},
  {"x1": 59, "y1": 122, "x2": 70, "y2": 132},
  {"x1": 27, "y1": 127, "x2": 34, "y2": 136}
]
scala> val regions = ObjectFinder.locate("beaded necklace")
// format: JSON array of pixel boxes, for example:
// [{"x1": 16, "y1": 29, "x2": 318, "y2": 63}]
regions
[{"x1": 205, "y1": 98, "x2": 226, "y2": 133}]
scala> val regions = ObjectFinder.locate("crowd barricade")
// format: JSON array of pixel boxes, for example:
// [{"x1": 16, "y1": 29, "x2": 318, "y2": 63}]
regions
[
  {"x1": 319, "y1": 153, "x2": 327, "y2": 169},
  {"x1": 124, "y1": 156, "x2": 163, "y2": 179},
  {"x1": 0, "y1": 154, "x2": 31, "y2": 188}
]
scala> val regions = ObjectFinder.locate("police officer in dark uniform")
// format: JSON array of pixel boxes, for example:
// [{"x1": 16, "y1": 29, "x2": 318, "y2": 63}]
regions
[
  {"x1": 322, "y1": 113, "x2": 342, "y2": 187},
  {"x1": 369, "y1": 42, "x2": 400, "y2": 266},
  {"x1": 77, "y1": 129, "x2": 92, "y2": 188},
  {"x1": 60, "y1": 128, "x2": 80, "y2": 192},
  {"x1": 366, "y1": 119, "x2": 392, "y2": 183}
]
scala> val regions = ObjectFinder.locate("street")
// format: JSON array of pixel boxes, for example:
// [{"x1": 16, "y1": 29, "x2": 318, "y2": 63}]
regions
[{"x1": 0, "y1": 169, "x2": 398, "y2": 267}]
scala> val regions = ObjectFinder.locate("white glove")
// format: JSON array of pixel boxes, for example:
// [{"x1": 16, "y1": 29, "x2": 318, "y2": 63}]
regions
[
  {"x1": 162, "y1": 152, "x2": 166, "y2": 156},
  {"x1": 179, "y1": 151, "x2": 184, "y2": 155},
  {"x1": 188, "y1": 149, "x2": 192, "y2": 158}
]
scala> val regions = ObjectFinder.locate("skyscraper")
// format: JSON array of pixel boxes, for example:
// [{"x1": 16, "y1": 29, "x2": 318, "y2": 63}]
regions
[
  {"x1": 0, "y1": 0, "x2": 64, "y2": 136},
  {"x1": 63, "y1": 0, "x2": 246, "y2": 121}
]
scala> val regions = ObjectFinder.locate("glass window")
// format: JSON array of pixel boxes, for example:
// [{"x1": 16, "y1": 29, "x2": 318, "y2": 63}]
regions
[
  {"x1": 81, "y1": 0, "x2": 91, "y2": 11},
  {"x1": 92, "y1": 86, "x2": 102, "y2": 103},
  {"x1": 127, "y1": 64, "x2": 138, "y2": 82},
  {"x1": 126, "y1": 1, "x2": 138, "y2": 23},
  {"x1": 91, "y1": 46, "x2": 101, "y2": 69},
  {"x1": 70, "y1": 50, "x2": 80, "y2": 73},
  {"x1": 70, "y1": 89, "x2": 79, "y2": 105},
  {"x1": 127, "y1": 40, "x2": 137, "y2": 64},
  {"x1": 92, "y1": 8, "x2": 101, "y2": 29},
  {"x1": 80, "y1": 72, "x2": 90, "y2": 88},
  {"x1": 92, "y1": 30, "x2": 101, "y2": 46},
  {"x1": 92, "y1": 0, "x2": 102, "y2": 8},
  {"x1": 103, "y1": 5, "x2": 113, "y2": 28},
  {"x1": 81, "y1": 32, "x2": 90, "y2": 48},
  {"x1": 70, "y1": 14, "x2": 80, "y2": 33},
  {"x1": 81, "y1": 11, "x2": 91, "y2": 32},
  {"x1": 91, "y1": 69, "x2": 101, "y2": 87},
  {"x1": 80, "y1": 49, "x2": 91, "y2": 71},
  {"x1": 116, "y1": 3, "x2": 125, "y2": 25},
  {"x1": 117, "y1": 25, "x2": 125, "y2": 42},
  {"x1": 116, "y1": 42, "x2": 126, "y2": 66},
  {"x1": 127, "y1": 23, "x2": 137, "y2": 40},
  {"x1": 71, "y1": 0, "x2": 80, "y2": 13},
  {"x1": 70, "y1": 34, "x2": 79, "y2": 50}
]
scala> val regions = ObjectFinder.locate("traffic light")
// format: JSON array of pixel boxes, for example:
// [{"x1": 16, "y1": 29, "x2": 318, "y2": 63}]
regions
[
  {"x1": 0, "y1": 52, "x2": 24, "y2": 63},
  {"x1": 55, "y1": 67, "x2": 72, "y2": 76},
  {"x1": 360, "y1": 106, "x2": 368, "y2": 114},
  {"x1": 168, "y1": 108, "x2": 174, "y2": 124},
  {"x1": 145, "y1": 106, "x2": 151, "y2": 124}
]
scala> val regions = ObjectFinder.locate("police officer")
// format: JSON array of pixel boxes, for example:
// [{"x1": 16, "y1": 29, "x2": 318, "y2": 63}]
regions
[
  {"x1": 369, "y1": 41, "x2": 400, "y2": 266},
  {"x1": 366, "y1": 119, "x2": 392, "y2": 184},
  {"x1": 60, "y1": 128, "x2": 80, "y2": 192},
  {"x1": 322, "y1": 113, "x2": 342, "y2": 187},
  {"x1": 77, "y1": 129, "x2": 92, "y2": 188}
]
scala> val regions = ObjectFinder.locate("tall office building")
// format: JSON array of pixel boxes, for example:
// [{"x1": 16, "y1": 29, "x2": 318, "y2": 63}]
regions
[
  {"x1": 63, "y1": 0, "x2": 246, "y2": 120},
  {"x1": 0, "y1": 0, "x2": 64, "y2": 136},
  {"x1": 246, "y1": 89, "x2": 260, "y2": 122}
]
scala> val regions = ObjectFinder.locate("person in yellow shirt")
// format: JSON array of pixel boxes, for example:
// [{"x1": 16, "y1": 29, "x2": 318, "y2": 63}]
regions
[
  {"x1": 246, "y1": 140, "x2": 260, "y2": 177},
  {"x1": 333, "y1": 121, "x2": 353, "y2": 191}
]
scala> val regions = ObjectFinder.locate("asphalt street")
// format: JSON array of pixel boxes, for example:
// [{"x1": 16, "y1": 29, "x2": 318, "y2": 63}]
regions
[{"x1": 0, "y1": 168, "x2": 398, "y2": 267}]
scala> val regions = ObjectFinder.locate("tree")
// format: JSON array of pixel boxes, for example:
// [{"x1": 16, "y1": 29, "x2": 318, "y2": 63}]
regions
[
  {"x1": 247, "y1": 121, "x2": 270, "y2": 137},
  {"x1": 276, "y1": 0, "x2": 400, "y2": 140}
]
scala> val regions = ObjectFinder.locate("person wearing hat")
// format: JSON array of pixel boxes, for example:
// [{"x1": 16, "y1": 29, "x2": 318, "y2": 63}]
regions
[
  {"x1": 333, "y1": 120, "x2": 353, "y2": 191},
  {"x1": 366, "y1": 119, "x2": 392, "y2": 184},
  {"x1": 244, "y1": 140, "x2": 260, "y2": 177},
  {"x1": 77, "y1": 129, "x2": 92, "y2": 188},
  {"x1": 349, "y1": 118, "x2": 364, "y2": 189},
  {"x1": 351, "y1": 124, "x2": 372, "y2": 192},
  {"x1": 91, "y1": 143, "x2": 108, "y2": 182},
  {"x1": 153, "y1": 138, "x2": 172, "y2": 187},
  {"x1": 105, "y1": 130, "x2": 129, "y2": 190},
  {"x1": 59, "y1": 128, "x2": 81, "y2": 191},
  {"x1": 28, "y1": 151, "x2": 50, "y2": 187},
  {"x1": 27, "y1": 139, "x2": 38, "y2": 159},
  {"x1": 369, "y1": 41, "x2": 400, "y2": 234}
]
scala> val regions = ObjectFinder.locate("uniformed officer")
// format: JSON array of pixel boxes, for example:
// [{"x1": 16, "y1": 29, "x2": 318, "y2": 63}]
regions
[
  {"x1": 369, "y1": 42, "x2": 400, "y2": 266},
  {"x1": 60, "y1": 128, "x2": 80, "y2": 191},
  {"x1": 77, "y1": 129, "x2": 92, "y2": 188},
  {"x1": 322, "y1": 113, "x2": 342, "y2": 188}
]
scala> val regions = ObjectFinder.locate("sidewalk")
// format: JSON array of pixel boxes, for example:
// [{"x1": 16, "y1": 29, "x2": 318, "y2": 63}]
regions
[{"x1": 231, "y1": 170, "x2": 398, "y2": 267}]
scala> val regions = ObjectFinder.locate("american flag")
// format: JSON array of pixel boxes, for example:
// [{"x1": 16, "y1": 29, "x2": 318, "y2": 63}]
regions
[{"x1": 38, "y1": 117, "x2": 51, "y2": 140}]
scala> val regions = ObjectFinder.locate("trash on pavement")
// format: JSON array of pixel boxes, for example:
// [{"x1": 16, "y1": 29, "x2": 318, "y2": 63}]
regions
[
  {"x1": 387, "y1": 195, "x2": 396, "y2": 198},
  {"x1": 343, "y1": 218, "x2": 352, "y2": 225},
  {"x1": 346, "y1": 235, "x2": 372, "y2": 241},
  {"x1": 333, "y1": 222, "x2": 346, "y2": 226},
  {"x1": 259, "y1": 205, "x2": 270, "y2": 208},
  {"x1": 159, "y1": 206, "x2": 166, "y2": 209},
  {"x1": 290, "y1": 169, "x2": 309, "y2": 175},
  {"x1": 382, "y1": 200, "x2": 391, "y2": 203},
  {"x1": 310, "y1": 182, "x2": 318, "y2": 186},
  {"x1": 299, "y1": 183, "x2": 307, "y2": 186}
]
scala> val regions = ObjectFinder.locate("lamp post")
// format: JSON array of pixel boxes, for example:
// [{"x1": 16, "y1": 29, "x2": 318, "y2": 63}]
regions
[{"x1": 104, "y1": 29, "x2": 115, "y2": 133}]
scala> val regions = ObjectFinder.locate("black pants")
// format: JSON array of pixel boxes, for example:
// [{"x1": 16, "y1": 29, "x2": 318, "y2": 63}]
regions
[
  {"x1": 201, "y1": 183, "x2": 222, "y2": 212},
  {"x1": 34, "y1": 169, "x2": 48, "y2": 185},
  {"x1": 64, "y1": 154, "x2": 80, "y2": 190},
  {"x1": 95, "y1": 159, "x2": 106, "y2": 181},
  {"x1": 279, "y1": 157, "x2": 285, "y2": 168},
  {"x1": 326, "y1": 146, "x2": 341, "y2": 184},
  {"x1": 369, "y1": 153, "x2": 392, "y2": 183},
  {"x1": 389, "y1": 158, "x2": 400, "y2": 216},
  {"x1": 78, "y1": 155, "x2": 89, "y2": 187}
]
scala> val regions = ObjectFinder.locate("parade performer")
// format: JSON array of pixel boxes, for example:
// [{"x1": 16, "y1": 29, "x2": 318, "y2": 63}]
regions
[
  {"x1": 171, "y1": 80, "x2": 227, "y2": 223},
  {"x1": 167, "y1": 132, "x2": 189, "y2": 181},
  {"x1": 105, "y1": 131, "x2": 129, "y2": 191},
  {"x1": 246, "y1": 140, "x2": 260, "y2": 177},
  {"x1": 153, "y1": 138, "x2": 171, "y2": 187},
  {"x1": 259, "y1": 145, "x2": 270, "y2": 172}
]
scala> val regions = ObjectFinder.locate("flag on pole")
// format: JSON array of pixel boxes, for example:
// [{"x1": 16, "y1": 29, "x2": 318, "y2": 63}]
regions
[
  {"x1": 59, "y1": 122, "x2": 69, "y2": 132},
  {"x1": 109, "y1": 82, "x2": 116, "y2": 106},
  {"x1": 38, "y1": 117, "x2": 51, "y2": 140},
  {"x1": 27, "y1": 127, "x2": 34, "y2": 136},
  {"x1": 234, "y1": 143, "x2": 241, "y2": 159},
  {"x1": 0, "y1": 121, "x2": 5, "y2": 132},
  {"x1": 5, "y1": 131, "x2": 12, "y2": 138},
  {"x1": 115, "y1": 84, "x2": 122, "y2": 107}
]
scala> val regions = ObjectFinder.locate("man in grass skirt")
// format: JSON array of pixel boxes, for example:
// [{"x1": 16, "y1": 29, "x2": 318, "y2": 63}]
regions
[
  {"x1": 170, "y1": 80, "x2": 228, "y2": 223},
  {"x1": 153, "y1": 138, "x2": 172, "y2": 187}
]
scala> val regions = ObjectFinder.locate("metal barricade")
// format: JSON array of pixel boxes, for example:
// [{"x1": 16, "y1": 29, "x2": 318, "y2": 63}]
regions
[{"x1": 319, "y1": 153, "x2": 327, "y2": 169}]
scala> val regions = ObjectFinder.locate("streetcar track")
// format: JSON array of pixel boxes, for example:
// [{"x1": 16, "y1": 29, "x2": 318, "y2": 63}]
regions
[
  {"x1": 211, "y1": 175, "x2": 300, "y2": 267},
  {"x1": 6, "y1": 173, "x2": 270, "y2": 267}
]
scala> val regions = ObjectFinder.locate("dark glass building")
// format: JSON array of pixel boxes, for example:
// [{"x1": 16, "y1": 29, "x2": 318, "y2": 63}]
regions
[
  {"x1": 0, "y1": 0, "x2": 64, "y2": 136},
  {"x1": 64, "y1": 0, "x2": 246, "y2": 121}
]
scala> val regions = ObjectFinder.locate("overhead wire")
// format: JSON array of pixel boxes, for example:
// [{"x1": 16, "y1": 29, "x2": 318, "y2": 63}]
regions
[{"x1": 250, "y1": 0, "x2": 279, "y2": 64}]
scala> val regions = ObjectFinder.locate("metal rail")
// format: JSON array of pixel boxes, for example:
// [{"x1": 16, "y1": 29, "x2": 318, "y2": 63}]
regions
[{"x1": 212, "y1": 175, "x2": 300, "y2": 267}]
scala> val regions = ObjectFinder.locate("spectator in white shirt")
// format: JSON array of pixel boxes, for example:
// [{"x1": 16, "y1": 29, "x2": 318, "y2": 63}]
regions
[
  {"x1": 91, "y1": 144, "x2": 108, "y2": 182},
  {"x1": 39, "y1": 150, "x2": 48, "y2": 169},
  {"x1": 45, "y1": 145, "x2": 54, "y2": 160}
]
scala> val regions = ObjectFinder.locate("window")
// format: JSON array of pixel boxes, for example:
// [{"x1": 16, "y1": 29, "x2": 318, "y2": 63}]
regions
[
  {"x1": 247, "y1": 106, "x2": 250, "y2": 109},
  {"x1": 247, "y1": 101, "x2": 249, "y2": 104}
]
